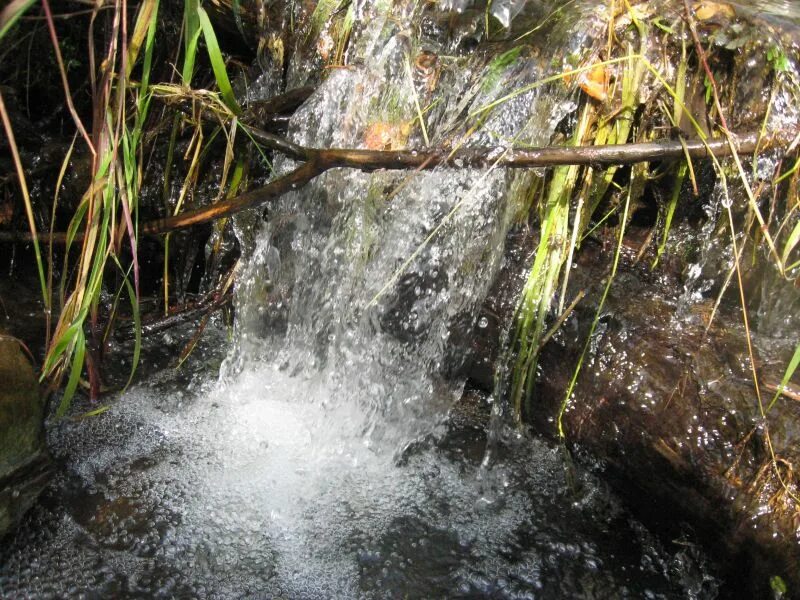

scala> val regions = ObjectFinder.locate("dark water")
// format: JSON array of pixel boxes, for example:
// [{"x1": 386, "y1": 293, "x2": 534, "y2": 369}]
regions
[{"x1": 0, "y1": 337, "x2": 719, "y2": 598}]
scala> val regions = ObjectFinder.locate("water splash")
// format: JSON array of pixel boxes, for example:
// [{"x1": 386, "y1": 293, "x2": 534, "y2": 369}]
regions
[{"x1": 0, "y1": 2, "x2": 725, "y2": 598}]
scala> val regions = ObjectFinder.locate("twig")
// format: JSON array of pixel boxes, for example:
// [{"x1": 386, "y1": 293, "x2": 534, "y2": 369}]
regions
[
  {"x1": 115, "y1": 290, "x2": 232, "y2": 340},
  {"x1": 242, "y1": 85, "x2": 315, "y2": 124},
  {"x1": 0, "y1": 129, "x2": 791, "y2": 244},
  {"x1": 764, "y1": 381, "x2": 800, "y2": 403}
]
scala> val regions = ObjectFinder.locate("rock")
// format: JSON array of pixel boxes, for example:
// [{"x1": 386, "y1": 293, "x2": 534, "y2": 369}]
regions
[
  {"x1": 465, "y1": 229, "x2": 800, "y2": 598},
  {"x1": 464, "y1": 228, "x2": 536, "y2": 391},
  {"x1": 533, "y1": 247, "x2": 799, "y2": 598},
  {"x1": 0, "y1": 333, "x2": 51, "y2": 540}
]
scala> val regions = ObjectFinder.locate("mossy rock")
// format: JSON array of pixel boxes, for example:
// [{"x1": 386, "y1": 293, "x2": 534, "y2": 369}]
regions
[{"x1": 0, "y1": 333, "x2": 51, "y2": 539}]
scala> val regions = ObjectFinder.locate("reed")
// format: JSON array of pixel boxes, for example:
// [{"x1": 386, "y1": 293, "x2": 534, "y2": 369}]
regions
[{"x1": 0, "y1": 0, "x2": 242, "y2": 414}]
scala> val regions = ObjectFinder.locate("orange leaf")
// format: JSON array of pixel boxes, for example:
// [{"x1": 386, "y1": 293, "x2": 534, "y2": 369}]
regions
[
  {"x1": 578, "y1": 64, "x2": 608, "y2": 102},
  {"x1": 694, "y1": 1, "x2": 735, "y2": 20}
]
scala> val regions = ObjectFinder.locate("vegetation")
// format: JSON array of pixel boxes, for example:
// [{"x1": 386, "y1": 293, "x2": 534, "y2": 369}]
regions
[
  {"x1": 0, "y1": 2, "x2": 798, "y2": 509},
  {"x1": 0, "y1": 0, "x2": 247, "y2": 412}
]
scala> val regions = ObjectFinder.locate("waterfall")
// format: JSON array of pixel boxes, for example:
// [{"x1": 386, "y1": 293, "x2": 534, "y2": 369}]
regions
[
  {"x1": 0, "y1": 2, "x2": 724, "y2": 597},
  {"x1": 221, "y1": 0, "x2": 586, "y2": 453}
]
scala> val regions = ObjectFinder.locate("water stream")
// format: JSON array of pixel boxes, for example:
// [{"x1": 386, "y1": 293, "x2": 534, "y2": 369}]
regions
[{"x1": 6, "y1": 0, "x2": 798, "y2": 597}]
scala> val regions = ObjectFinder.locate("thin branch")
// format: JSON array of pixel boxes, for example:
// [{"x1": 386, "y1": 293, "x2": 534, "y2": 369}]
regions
[
  {"x1": 312, "y1": 130, "x2": 775, "y2": 170},
  {"x1": 0, "y1": 129, "x2": 790, "y2": 244},
  {"x1": 115, "y1": 291, "x2": 232, "y2": 340},
  {"x1": 143, "y1": 158, "x2": 323, "y2": 234}
]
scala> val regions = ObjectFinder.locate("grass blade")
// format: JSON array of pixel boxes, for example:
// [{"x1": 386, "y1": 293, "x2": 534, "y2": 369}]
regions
[
  {"x1": 113, "y1": 257, "x2": 141, "y2": 392},
  {"x1": 55, "y1": 329, "x2": 86, "y2": 418},
  {"x1": 767, "y1": 341, "x2": 800, "y2": 412},
  {"x1": 196, "y1": 5, "x2": 240, "y2": 113},
  {"x1": 41, "y1": 0, "x2": 95, "y2": 156},
  {"x1": 557, "y1": 176, "x2": 634, "y2": 438},
  {"x1": 126, "y1": 0, "x2": 159, "y2": 78},
  {"x1": 182, "y1": 0, "x2": 201, "y2": 85},
  {"x1": 781, "y1": 218, "x2": 800, "y2": 266},
  {"x1": 0, "y1": 0, "x2": 36, "y2": 41},
  {"x1": 0, "y1": 90, "x2": 48, "y2": 306}
]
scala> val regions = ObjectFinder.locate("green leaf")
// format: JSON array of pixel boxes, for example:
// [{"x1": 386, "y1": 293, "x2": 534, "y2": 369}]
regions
[
  {"x1": 770, "y1": 575, "x2": 788, "y2": 596},
  {"x1": 126, "y1": 0, "x2": 159, "y2": 79},
  {"x1": 138, "y1": 0, "x2": 160, "y2": 107},
  {"x1": 652, "y1": 17, "x2": 674, "y2": 34},
  {"x1": 196, "y1": 5, "x2": 240, "y2": 113},
  {"x1": 55, "y1": 328, "x2": 86, "y2": 418},
  {"x1": 768, "y1": 45, "x2": 790, "y2": 73},
  {"x1": 182, "y1": 0, "x2": 202, "y2": 85},
  {"x1": 781, "y1": 218, "x2": 800, "y2": 267},
  {"x1": 42, "y1": 322, "x2": 79, "y2": 378},
  {"x1": 767, "y1": 341, "x2": 800, "y2": 412},
  {"x1": 77, "y1": 405, "x2": 110, "y2": 419}
]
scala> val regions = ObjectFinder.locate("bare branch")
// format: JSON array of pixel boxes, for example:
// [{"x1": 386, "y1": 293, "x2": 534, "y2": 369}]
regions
[{"x1": 0, "y1": 130, "x2": 789, "y2": 244}]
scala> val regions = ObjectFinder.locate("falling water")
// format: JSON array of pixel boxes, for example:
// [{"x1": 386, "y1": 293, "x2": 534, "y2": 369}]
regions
[{"x1": 0, "y1": 1, "x2": 725, "y2": 598}]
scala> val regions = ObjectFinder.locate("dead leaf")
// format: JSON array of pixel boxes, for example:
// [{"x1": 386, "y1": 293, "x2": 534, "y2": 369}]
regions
[
  {"x1": 694, "y1": 1, "x2": 735, "y2": 21},
  {"x1": 578, "y1": 63, "x2": 609, "y2": 102},
  {"x1": 363, "y1": 121, "x2": 411, "y2": 150}
]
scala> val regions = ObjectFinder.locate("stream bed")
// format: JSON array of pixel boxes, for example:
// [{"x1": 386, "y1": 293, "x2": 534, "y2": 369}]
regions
[{"x1": 0, "y1": 330, "x2": 719, "y2": 598}]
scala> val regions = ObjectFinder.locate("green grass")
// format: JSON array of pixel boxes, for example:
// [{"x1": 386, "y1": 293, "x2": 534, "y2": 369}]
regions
[
  {"x1": 508, "y1": 102, "x2": 593, "y2": 420},
  {"x1": 22, "y1": 0, "x2": 244, "y2": 415},
  {"x1": 0, "y1": 0, "x2": 37, "y2": 41}
]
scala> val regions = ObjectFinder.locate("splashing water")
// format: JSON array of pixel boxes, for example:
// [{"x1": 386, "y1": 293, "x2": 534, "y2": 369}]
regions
[
  {"x1": 0, "y1": 356, "x2": 718, "y2": 598},
  {"x1": 0, "y1": 2, "x2": 725, "y2": 598}
]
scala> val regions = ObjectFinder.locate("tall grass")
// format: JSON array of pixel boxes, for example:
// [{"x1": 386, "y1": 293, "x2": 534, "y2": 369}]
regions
[
  {"x1": 504, "y1": 5, "x2": 651, "y2": 420},
  {"x1": 509, "y1": 102, "x2": 593, "y2": 420},
  {"x1": 497, "y1": 2, "x2": 797, "y2": 439},
  {"x1": 0, "y1": 0, "x2": 241, "y2": 415}
]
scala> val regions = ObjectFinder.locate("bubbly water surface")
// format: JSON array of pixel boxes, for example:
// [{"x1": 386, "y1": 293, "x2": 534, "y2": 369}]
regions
[
  {"x1": 0, "y1": 1, "x2": 742, "y2": 597},
  {"x1": 0, "y1": 349, "x2": 719, "y2": 598}
]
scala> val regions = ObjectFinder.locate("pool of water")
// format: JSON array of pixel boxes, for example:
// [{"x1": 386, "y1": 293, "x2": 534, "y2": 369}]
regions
[{"x1": 0, "y1": 348, "x2": 719, "y2": 598}]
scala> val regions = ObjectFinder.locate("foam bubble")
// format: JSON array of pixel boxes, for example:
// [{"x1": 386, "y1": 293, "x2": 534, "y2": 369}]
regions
[{"x1": 1, "y1": 362, "x2": 718, "y2": 598}]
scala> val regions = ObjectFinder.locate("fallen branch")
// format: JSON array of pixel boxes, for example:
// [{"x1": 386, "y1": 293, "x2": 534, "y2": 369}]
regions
[
  {"x1": 115, "y1": 290, "x2": 233, "y2": 341},
  {"x1": 0, "y1": 129, "x2": 788, "y2": 243}
]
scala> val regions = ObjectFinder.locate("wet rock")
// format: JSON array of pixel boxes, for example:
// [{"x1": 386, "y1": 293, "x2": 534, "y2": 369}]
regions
[
  {"x1": 0, "y1": 332, "x2": 51, "y2": 540},
  {"x1": 465, "y1": 226, "x2": 800, "y2": 597},
  {"x1": 529, "y1": 252, "x2": 800, "y2": 598},
  {"x1": 465, "y1": 227, "x2": 537, "y2": 390}
]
